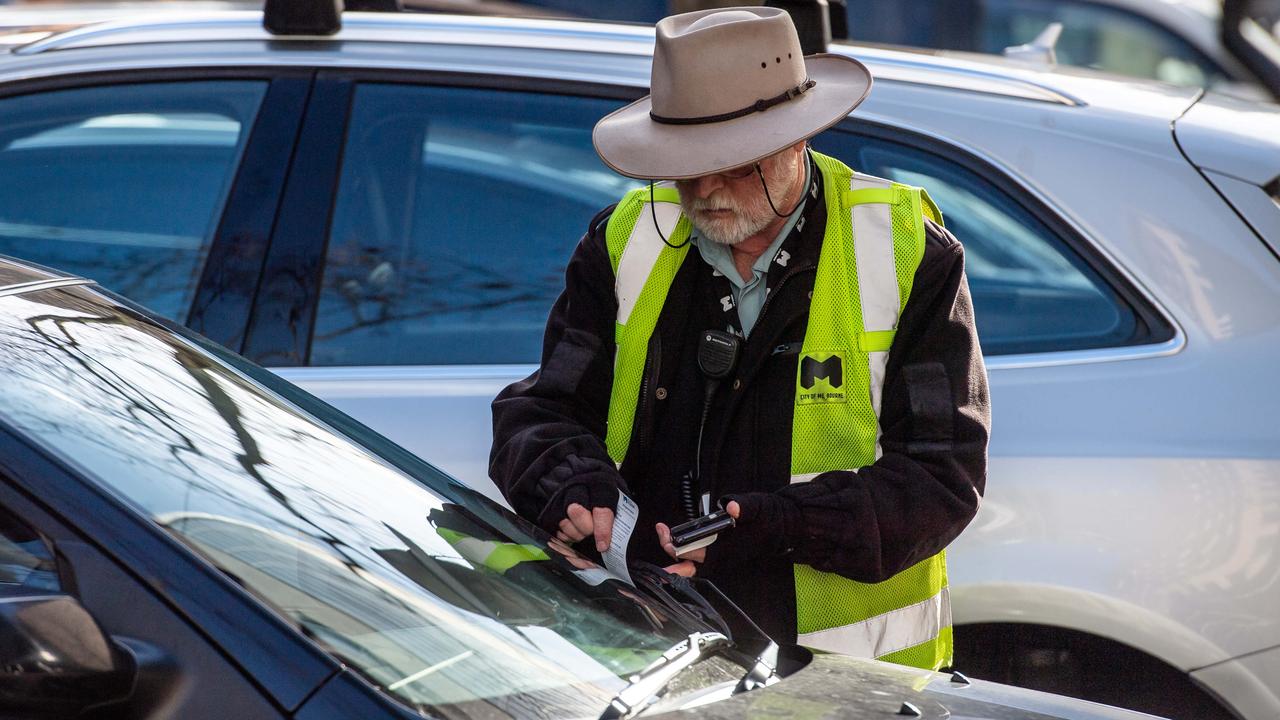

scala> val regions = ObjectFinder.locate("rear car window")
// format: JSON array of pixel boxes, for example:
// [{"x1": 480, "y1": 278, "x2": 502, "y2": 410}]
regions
[
  {"x1": 813, "y1": 130, "x2": 1137, "y2": 355},
  {"x1": 0, "y1": 81, "x2": 265, "y2": 321}
]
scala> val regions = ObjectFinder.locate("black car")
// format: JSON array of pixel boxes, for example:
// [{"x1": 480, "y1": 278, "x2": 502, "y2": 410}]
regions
[{"x1": 0, "y1": 257, "x2": 1162, "y2": 719}]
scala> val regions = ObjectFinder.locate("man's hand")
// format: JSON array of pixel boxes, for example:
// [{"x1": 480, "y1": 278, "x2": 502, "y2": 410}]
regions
[
  {"x1": 655, "y1": 501, "x2": 740, "y2": 577},
  {"x1": 556, "y1": 503, "x2": 615, "y2": 552}
]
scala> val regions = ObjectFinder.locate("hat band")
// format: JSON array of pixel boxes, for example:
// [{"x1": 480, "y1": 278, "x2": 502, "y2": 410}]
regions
[{"x1": 649, "y1": 78, "x2": 816, "y2": 126}]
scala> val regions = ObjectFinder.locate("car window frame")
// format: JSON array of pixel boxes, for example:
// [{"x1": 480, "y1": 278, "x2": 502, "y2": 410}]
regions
[
  {"x1": 826, "y1": 116, "x2": 1178, "y2": 360},
  {"x1": 244, "y1": 69, "x2": 644, "y2": 369},
  {"x1": 0, "y1": 67, "x2": 309, "y2": 354}
]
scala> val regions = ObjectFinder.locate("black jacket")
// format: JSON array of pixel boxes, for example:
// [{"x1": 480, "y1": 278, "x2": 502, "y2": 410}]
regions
[{"x1": 490, "y1": 181, "x2": 990, "y2": 643}]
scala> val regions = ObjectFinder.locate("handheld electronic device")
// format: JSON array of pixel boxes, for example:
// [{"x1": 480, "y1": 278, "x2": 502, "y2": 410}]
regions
[{"x1": 670, "y1": 509, "x2": 735, "y2": 557}]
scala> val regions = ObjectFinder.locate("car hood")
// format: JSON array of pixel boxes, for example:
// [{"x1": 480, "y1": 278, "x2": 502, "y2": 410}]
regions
[{"x1": 663, "y1": 652, "x2": 1159, "y2": 719}]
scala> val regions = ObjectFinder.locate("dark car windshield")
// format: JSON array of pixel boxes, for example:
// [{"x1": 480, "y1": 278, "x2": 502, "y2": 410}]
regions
[{"x1": 0, "y1": 284, "x2": 724, "y2": 718}]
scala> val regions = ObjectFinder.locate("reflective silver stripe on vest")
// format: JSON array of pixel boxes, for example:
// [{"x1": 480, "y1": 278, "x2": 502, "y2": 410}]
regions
[
  {"x1": 849, "y1": 173, "x2": 898, "y2": 461},
  {"x1": 790, "y1": 469, "x2": 855, "y2": 484},
  {"x1": 615, "y1": 193, "x2": 682, "y2": 327},
  {"x1": 796, "y1": 587, "x2": 952, "y2": 658}
]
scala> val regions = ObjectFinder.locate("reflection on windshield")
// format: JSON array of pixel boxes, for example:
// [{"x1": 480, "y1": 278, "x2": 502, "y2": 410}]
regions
[{"x1": 0, "y1": 287, "x2": 700, "y2": 718}]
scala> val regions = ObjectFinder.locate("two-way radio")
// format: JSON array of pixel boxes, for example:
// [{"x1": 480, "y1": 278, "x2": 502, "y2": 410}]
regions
[{"x1": 679, "y1": 330, "x2": 741, "y2": 521}]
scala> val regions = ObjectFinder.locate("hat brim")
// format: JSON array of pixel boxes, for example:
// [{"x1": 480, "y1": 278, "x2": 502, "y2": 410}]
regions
[{"x1": 593, "y1": 54, "x2": 872, "y2": 180}]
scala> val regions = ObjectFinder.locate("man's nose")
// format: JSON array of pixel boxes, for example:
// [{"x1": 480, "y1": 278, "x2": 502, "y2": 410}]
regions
[{"x1": 688, "y1": 173, "x2": 725, "y2": 199}]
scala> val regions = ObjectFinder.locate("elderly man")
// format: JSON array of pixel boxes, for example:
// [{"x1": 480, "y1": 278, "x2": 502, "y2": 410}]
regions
[{"x1": 490, "y1": 6, "x2": 989, "y2": 670}]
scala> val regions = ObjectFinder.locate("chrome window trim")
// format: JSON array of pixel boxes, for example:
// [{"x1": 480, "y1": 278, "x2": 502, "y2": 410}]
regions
[
  {"x1": 0, "y1": 277, "x2": 91, "y2": 299},
  {"x1": 984, "y1": 334, "x2": 1185, "y2": 370},
  {"x1": 276, "y1": 320, "x2": 1188, "y2": 381}
]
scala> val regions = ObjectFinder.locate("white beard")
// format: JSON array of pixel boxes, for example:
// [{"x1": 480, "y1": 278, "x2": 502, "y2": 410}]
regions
[
  {"x1": 685, "y1": 194, "x2": 772, "y2": 246},
  {"x1": 680, "y1": 153, "x2": 798, "y2": 246}
]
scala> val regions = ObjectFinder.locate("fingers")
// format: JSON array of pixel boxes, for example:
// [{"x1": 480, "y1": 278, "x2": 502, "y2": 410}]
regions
[
  {"x1": 678, "y1": 547, "x2": 707, "y2": 563},
  {"x1": 592, "y1": 507, "x2": 615, "y2": 552},
  {"x1": 558, "y1": 518, "x2": 584, "y2": 543},
  {"x1": 664, "y1": 560, "x2": 697, "y2": 577},
  {"x1": 655, "y1": 522, "x2": 677, "y2": 560},
  {"x1": 559, "y1": 504, "x2": 617, "y2": 552},
  {"x1": 566, "y1": 503, "x2": 594, "y2": 540},
  {"x1": 726, "y1": 500, "x2": 741, "y2": 520}
]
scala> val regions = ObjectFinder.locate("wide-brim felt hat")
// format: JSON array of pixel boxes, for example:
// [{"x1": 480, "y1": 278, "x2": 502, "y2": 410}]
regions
[{"x1": 593, "y1": 6, "x2": 873, "y2": 180}]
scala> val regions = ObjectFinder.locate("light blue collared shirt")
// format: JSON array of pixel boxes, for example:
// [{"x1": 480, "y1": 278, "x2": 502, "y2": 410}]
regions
[{"x1": 690, "y1": 155, "x2": 812, "y2": 337}]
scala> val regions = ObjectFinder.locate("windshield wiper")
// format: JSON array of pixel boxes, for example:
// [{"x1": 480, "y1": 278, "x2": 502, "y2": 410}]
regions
[
  {"x1": 599, "y1": 631, "x2": 731, "y2": 720},
  {"x1": 627, "y1": 565, "x2": 781, "y2": 699},
  {"x1": 733, "y1": 639, "x2": 780, "y2": 693}
]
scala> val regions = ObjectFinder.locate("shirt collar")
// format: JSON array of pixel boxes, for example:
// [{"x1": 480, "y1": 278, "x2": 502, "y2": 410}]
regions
[{"x1": 690, "y1": 153, "x2": 813, "y2": 284}]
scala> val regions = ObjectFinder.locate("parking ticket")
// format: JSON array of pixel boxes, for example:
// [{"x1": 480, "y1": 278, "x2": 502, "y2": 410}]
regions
[{"x1": 602, "y1": 493, "x2": 638, "y2": 586}]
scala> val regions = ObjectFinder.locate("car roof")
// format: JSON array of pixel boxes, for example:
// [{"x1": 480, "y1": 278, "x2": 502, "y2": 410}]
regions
[{"x1": 0, "y1": 10, "x2": 1202, "y2": 120}]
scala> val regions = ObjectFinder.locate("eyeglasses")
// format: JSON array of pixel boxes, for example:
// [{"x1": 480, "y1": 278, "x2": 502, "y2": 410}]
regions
[{"x1": 716, "y1": 163, "x2": 760, "y2": 180}]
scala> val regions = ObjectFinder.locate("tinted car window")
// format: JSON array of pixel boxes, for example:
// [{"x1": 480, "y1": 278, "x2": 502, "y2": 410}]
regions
[
  {"x1": 0, "y1": 503, "x2": 59, "y2": 592},
  {"x1": 311, "y1": 84, "x2": 639, "y2": 366},
  {"x1": 0, "y1": 81, "x2": 265, "y2": 320},
  {"x1": 0, "y1": 286, "x2": 734, "y2": 717},
  {"x1": 812, "y1": 130, "x2": 1135, "y2": 355}
]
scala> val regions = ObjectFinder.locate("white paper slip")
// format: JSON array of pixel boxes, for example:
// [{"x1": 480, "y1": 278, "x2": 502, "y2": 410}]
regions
[
  {"x1": 571, "y1": 567, "x2": 613, "y2": 586},
  {"x1": 674, "y1": 533, "x2": 718, "y2": 557},
  {"x1": 603, "y1": 492, "x2": 639, "y2": 586}
]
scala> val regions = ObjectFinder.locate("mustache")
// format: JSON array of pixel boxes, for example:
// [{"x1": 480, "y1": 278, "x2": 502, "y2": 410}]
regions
[{"x1": 686, "y1": 193, "x2": 750, "y2": 213}]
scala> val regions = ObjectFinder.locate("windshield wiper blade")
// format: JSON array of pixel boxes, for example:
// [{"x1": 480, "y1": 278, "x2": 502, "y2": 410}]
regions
[{"x1": 599, "y1": 631, "x2": 731, "y2": 720}]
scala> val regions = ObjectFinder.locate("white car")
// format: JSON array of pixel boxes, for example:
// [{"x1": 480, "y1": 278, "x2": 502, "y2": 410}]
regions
[
  {"x1": 845, "y1": 0, "x2": 1280, "y2": 101},
  {"x1": 0, "y1": 8, "x2": 1276, "y2": 719}
]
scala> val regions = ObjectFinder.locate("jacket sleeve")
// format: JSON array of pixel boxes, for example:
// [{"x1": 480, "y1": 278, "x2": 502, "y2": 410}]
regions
[
  {"x1": 717, "y1": 219, "x2": 990, "y2": 583},
  {"x1": 489, "y1": 208, "x2": 628, "y2": 532}
]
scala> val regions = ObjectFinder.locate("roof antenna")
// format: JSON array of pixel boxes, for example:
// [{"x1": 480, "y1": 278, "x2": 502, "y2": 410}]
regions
[
  {"x1": 346, "y1": 0, "x2": 403, "y2": 10},
  {"x1": 1003, "y1": 22, "x2": 1063, "y2": 65},
  {"x1": 263, "y1": 0, "x2": 342, "y2": 36}
]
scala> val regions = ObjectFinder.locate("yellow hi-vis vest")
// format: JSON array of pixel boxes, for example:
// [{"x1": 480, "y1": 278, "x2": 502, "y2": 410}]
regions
[{"x1": 601, "y1": 152, "x2": 951, "y2": 670}]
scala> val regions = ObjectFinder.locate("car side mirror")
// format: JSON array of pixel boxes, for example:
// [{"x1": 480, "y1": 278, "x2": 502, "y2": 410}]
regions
[{"x1": 0, "y1": 594, "x2": 136, "y2": 718}]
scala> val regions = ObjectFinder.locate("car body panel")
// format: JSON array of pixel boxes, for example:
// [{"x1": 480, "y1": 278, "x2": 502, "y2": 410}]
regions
[
  {"x1": 666, "y1": 652, "x2": 1158, "y2": 719},
  {"x1": 1200, "y1": 170, "x2": 1280, "y2": 259},
  {"x1": 1192, "y1": 645, "x2": 1280, "y2": 720},
  {"x1": 292, "y1": 635, "x2": 1168, "y2": 719},
  {"x1": 1174, "y1": 91, "x2": 1280, "y2": 186}
]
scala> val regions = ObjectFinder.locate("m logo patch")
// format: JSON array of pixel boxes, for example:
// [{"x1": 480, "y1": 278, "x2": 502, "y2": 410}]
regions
[{"x1": 796, "y1": 352, "x2": 847, "y2": 404}]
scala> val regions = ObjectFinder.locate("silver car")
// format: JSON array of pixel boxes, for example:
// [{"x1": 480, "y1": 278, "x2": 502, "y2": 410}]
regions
[
  {"x1": 842, "y1": 0, "x2": 1280, "y2": 101},
  {"x1": 0, "y1": 8, "x2": 1276, "y2": 720}
]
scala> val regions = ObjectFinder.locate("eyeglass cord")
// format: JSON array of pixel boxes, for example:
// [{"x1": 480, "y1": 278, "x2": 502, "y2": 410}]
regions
[{"x1": 648, "y1": 161, "x2": 802, "y2": 249}]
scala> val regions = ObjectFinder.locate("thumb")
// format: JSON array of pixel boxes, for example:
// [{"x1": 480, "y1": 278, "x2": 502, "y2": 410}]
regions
[{"x1": 726, "y1": 500, "x2": 741, "y2": 520}]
